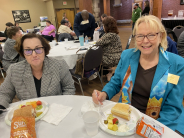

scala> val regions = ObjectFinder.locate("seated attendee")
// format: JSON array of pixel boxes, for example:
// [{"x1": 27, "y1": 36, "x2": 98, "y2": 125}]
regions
[
  {"x1": 177, "y1": 31, "x2": 184, "y2": 58},
  {"x1": 0, "y1": 33, "x2": 75, "y2": 111},
  {"x1": 41, "y1": 20, "x2": 55, "y2": 42},
  {"x1": 0, "y1": 22, "x2": 14, "y2": 42},
  {"x1": 14, "y1": 22, "x2": 24, "y2": 32},
  {"x1": 74, "y1": 10, "x2": 96, "y2": 39},
  {"x1": 58, "y1": 19, "x2": 77, "y2": 39},
  {"x1": 92, "y1": 15, "x2": 184, "y2": 132},
  {"x1": 166, "y1": 36, "x2": 178, "y2": 54},
  {"x1": 2, "y1": 26, "x2": 24, "y2": 71},
  {"x1": 96, "y1": 16, "x2": 122, "y2": 81},
  {"x1": 65, "y1": 18, "x2": 73, "y2": 30},
  {"x1": 95, "y1": 14, "x2": 107, "y2": 38}
]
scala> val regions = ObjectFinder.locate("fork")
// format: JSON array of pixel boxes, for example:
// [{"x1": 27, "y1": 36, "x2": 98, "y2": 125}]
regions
[{"x1": 95, "y1": 91, "x2": 106, "y2": 119}]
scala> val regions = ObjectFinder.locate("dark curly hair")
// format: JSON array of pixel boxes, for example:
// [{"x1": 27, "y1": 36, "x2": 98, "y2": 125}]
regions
[
  {"x1": 5, "y1": 22, "x2": 14, "y2": 27},
  {"x1": 14, "y1": 33, "x2": 51, "y2": 58},
  {"x1": 102, "y1": 16, "x2": 119, "y2": 34},
  {"x1": 7, "y1": 26, "x2": 20, "y2": 39}
]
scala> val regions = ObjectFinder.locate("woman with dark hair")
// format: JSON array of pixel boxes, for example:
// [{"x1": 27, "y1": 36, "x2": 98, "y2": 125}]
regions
[
  {"x1": 14, "y1": 22, "x2": 24, "y2": 32},
  {"x1": 96, "y1": 16, "x2": 122, "y2": 81},
  {"x1": 0, "y1": 22, "x2": 14, "y2": 42},
  {"x1": 0, "y1": 33, "x2": 75, "y2": 112},
  {"x1": 41, "y1": 20, "x2": 56, "y2": 42},
  {"x1": 142, "y1": 0, "x2": 150, "y2": 16},
  {"x1": 2, "y1": 26, "x2": 24, "y2": 71}
]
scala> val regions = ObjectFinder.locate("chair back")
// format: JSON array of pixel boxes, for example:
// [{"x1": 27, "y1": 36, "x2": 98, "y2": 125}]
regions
[
  {"x1": 173, "y1": 26, "x2": 184, "y2": 40},
  {"x1": 57, "y1": 33, "x2": 73, "y2": 42},
  {"x1": 0, "y1": 47, "x2": 4, "y2": 61},
  {"x1": 83, "y1": 45, "x2": 103, "y2": 71},
  {"x1": 165, "y1": 28, "x2": 177, "y2": 42},
  {"x1": 0, "y1": 48, "x2": 4, "y2": 68}
]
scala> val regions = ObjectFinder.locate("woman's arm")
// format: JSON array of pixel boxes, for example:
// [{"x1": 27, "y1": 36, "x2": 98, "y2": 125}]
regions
[
  {"x1": 48, "y1": 29, "x2": 55, "y2": 35},
  {"x1": 0, "y1": 65, "x2": 16, "y2": 108},
  {"x1": 157, "y1": 63, "x2": 184, "y2": 130}
]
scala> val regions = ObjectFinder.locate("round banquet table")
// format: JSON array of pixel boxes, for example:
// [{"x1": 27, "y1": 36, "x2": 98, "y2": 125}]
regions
[
  {"x1": 47, "y1": 41, "x2": 91, "y2": 69},
  {"x1": 0, "y1": 95, "x2": 182, "y2": 138}
]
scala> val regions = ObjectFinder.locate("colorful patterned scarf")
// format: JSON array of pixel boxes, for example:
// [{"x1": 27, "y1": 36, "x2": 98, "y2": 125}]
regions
[{"x1": 121, "y1": 48, "x2": 169, "y2": 119}]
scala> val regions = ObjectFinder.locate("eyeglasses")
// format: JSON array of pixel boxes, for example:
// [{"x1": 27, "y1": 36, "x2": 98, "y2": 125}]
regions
[
  {"x1": 135, "y1": 32, "x2": 160, "y2": 42},
  {"x1": 23, "y1": 47, "x2": 44, "y2": 56}
]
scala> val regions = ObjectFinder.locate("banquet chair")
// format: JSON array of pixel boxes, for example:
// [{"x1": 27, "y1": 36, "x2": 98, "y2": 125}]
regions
[
  {"x1": 101, "y1": 35, "x2": 132, "y2": 84},
  {"x1": 57, "y1": 33, "x2": 74, "y2": 42},
  {"x1": 0, "y1": 47, "x2": 5, "y2": 79},
  {"x1": 69, "y1": 45, "x2": 103, "y2": 95},
  {"x1": 173, "y1": 26, "x2": 184, "y2": 40}
]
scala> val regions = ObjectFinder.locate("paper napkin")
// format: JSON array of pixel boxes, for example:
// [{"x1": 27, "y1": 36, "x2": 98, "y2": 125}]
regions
[{"x1": 41, "y1": 103, "x2": 73, "y2": 125}]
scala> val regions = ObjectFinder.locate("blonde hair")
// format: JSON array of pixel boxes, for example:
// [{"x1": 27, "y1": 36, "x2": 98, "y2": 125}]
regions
[{"x1": 133, "y1": 15, "x2": 167, "y2": 51}]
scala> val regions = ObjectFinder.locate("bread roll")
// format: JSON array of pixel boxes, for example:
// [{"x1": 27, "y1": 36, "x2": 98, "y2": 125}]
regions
[{"x1": 111, "y1": 103, "x2": 131, "y2": 120}]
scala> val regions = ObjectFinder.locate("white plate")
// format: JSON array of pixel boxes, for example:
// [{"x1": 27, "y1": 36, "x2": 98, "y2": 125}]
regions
[
  {"x1": 99, "y1": 103, "x2": 142, "y2": 136},
  {"x1": 5, "y1": 99, "x2": 49, "y2": 126}
]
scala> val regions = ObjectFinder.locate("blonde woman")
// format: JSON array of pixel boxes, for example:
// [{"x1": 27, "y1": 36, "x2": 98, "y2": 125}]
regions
[{"x1": 92, "y1": 15, "x2": 184, "y2": 133}]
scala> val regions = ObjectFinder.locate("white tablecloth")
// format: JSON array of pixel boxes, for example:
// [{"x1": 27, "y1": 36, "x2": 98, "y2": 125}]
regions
[
  {"x1": 0, "y1": 95, "x2": 182, "y2": 138},
  {"x1": 48, "y1": 41, "x2": 90, "y2": 69}
]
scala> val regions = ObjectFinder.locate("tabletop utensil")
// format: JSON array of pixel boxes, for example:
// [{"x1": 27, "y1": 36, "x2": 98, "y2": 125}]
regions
[{"x1": 95, "y1": 91, "x2": 106, "y2": 119}]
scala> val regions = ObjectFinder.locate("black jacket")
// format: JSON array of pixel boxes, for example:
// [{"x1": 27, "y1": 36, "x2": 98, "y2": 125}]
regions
[{"x1": 142, "y1": 7, "x2": 150, "y2": 15}]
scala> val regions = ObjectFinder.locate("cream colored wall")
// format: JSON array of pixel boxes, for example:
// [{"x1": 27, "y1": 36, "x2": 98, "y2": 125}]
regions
[
  {"x1": 45, "y1": 0, "x2": 56, "y2": 27},
  {"x1": 53, "y1": 0, "x2": 79, "y2": 9},
  {"x1": 0, "y1": 0, "x2": 48, "y2": 31}
]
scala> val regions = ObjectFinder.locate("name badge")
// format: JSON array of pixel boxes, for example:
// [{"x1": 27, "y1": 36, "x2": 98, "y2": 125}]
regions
[
  {"x1": 167, "y1": 73, "x2": 180, "y2": 85},
  {"x1": 81, "y1": 20, "x2": 89, "y2": 25}
]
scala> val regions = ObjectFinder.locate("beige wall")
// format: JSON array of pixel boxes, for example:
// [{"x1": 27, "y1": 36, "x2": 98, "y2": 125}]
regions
[
  {"x1": 53, "y1": 0, "x2": 79, "y2": 9},
  {"x1": 46, "y1": 0, "x2": 56, "y2": 27},
  {"x1": 0, "y1": 0, "x2": 48, "y2": 31}
]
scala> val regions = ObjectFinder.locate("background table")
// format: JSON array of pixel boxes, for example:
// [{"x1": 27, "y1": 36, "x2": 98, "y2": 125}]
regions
[
  {"x1": 48, "y1": 41, "x2": 91, "y2": 69},
  {"x1": 162, "y1": 17, "x2": 184, "y2": 30},
  {"x1": 0, "y1": 95, "x2": 182, "y2": 138}
]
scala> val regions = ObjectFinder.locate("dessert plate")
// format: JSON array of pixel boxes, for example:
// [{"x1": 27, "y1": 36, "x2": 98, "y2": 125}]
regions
[{"x1": 99, "y1": 103, "x2": 142, "y2": 136}]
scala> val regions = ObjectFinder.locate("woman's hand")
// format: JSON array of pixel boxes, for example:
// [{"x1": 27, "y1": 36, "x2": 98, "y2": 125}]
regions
[
  {"x1": 92, "y1": 89, "x2": 107, "y2": 105},
  {"x1": 48, "y1": 31, "x2": 51, "y2": 35}
]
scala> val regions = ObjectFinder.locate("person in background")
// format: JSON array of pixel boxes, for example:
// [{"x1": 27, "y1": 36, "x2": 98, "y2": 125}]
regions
[
  {"x1": 14, "y1": 22, "x2": 24, "y2": 32},
  {"x1": 58, "y1": 19, "x2": 77, "y2": 39},
  {"x1": 41, "y1": 20, "x2": 56, "y2": 42},
  {"x1": 96, "y1": 16, "x2": 122, "y2": 82},
  {"x1": 74, "y1": 10, "x2": 96, "y2": 39},
  {"x1": 95, "y1": 14, "x2": 107, "y2": 31},
  {"x1": 131, "y1": 3, "x2": 142, "y2": 30},
  {"x1": 63, "y1": 12, "x2": 67, "y2": 20},
  {"x1": 177, "y1": 31, "x2": 184, "y2": 58},
  {"x1": 63, "y1": 18, "x2": 73, "y2": 30},
  {"x1": 142, "y1": 0, "x2": 150, "y2": 16},
  {"x1": 92, "y1": 15, "x2": 184, "y2": 134},
  {"x1": 0, "y1": 33, "x2": 75, "y2": 113},
  {"x1": 95, "y1": 14, "x2": 107, "y2": 38},
  {"x1": 166, "y1": 36, "x2": 178, "y2": 54},
  {"x1": 2, "y1": 26, "x2": 24, "y2": 71},
  {"x1": 0, "y1": 22, "x2": 14, "y2": 42}
]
